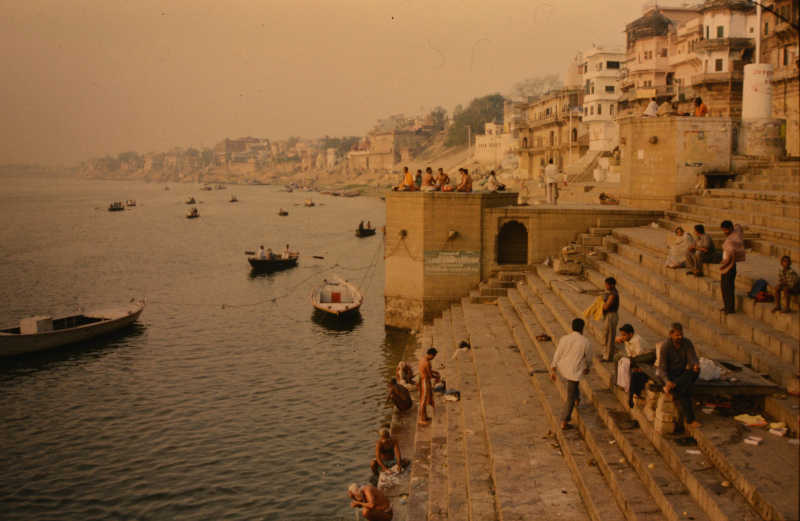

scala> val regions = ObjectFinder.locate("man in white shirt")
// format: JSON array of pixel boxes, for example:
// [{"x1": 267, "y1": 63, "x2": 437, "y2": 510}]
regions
[
  {"x1": 642, "y1": 97, "x2": 658, "y2": 118},
  {"x1": 613, "y1": 324, "x2": 656, "y2": 391},
  {"x1": 543, "y1": 159, "x2": 559, "y2": 205},
  {"x1": 282, "y1": 244, "x2": 291, "y2": 259},
  {"x1": 257, "y1": 246, "x2": 267, "y2": 259},
  {"x1": 550, "y1": 318, "x2": 593, "y2": 430}
]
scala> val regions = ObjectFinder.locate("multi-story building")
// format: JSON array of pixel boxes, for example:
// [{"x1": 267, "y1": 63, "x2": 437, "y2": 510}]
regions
[
  {"x1": 515, "y1": 87, "x2": 586, "y2": 177},
  {"x1": 348, "y1": 131, "x2": 428, "y2": 172},
  {"x1": 580, "y1": 45, "x2": 625, "y2": 150},
  {"x1": 761, "y1": 0, "x2": 799, "y2": 156},
  {"x1": 668, "y1": 16, "x2": 704, "y2": 104}
]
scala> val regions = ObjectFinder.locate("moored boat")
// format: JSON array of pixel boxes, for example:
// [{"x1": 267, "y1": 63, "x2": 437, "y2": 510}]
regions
[
  {"x1": 304, "y1": 199, "x2": 315, "y2": 207},
  {"x1": 355, "y1": 227, "x2": 377, "y2": 237},
  {"x1": 278, "y1": 209, "x2": 289, "y2": 216},
  {"x1": 229, "y1": 195, "x2": 238, "y2": 202},
  {"x1": 310, "y1": 275, "x2": 363, "y2": 317},
  {"x1": 186, "y1": 197, "x2": 195, "y2": 204},
  {"x1": 248, "y1": 252, "x2": 299, "y2": 271},
  {"x1": 126, "y1": 199, "x2": 136, "y2": 207},
  {"x1": 108, "y1": 202, "x2": 125, "y2": 211},
  {"x1": 0, "y1": 299, "x2": 147, "y2": 357}
]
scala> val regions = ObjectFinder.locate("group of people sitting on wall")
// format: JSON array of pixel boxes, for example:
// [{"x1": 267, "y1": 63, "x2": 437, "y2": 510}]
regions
[
  {"x1": 392, "y1": 166, "x2": 508, "y2": 194},
  {"x1": 641, "y1": 96, "x2": 709, "y2": 118}
]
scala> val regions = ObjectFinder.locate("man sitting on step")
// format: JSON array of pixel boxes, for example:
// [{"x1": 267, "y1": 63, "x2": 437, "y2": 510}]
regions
[
  {"x1": 551, "y1": 318, "x2": 593, "y2": 430},
  {"x1": 656, "y1": 322, "x2": 701, "y2": 429},
  {"x1": 686, "y1": 224, "x2": 715, "y2": 277}
]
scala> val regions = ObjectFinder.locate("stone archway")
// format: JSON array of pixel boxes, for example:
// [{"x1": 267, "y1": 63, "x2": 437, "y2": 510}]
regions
[{"x1": 497, "y1": 221, "x2": 528, "y2": 264}]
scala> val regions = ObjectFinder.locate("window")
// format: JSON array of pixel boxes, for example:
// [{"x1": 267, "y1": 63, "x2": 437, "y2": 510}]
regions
[
  {"x1": 783, "y1": 46, "x2": 790, "y2": 66},
  {"x1": 591, "y1": 83, "x2": 595, "y2": 94},
  {"x1": 597, "y1": 104, "x2": 602, "y2": 115},
  {"x1": 715, "y1": 59, "x2": 723, "y2": 71},
  {"x1": 596, "y1": 62, "x2": 603, "y2": 70},
  {"x1": 706, "y1": 25, "x2": 710, "y2": 39},
  {"x1": 717, "y1": 26, "x2": 724, "y2": 38},
  {"x1": 590, "y1": 106, "x2": 594, "y2": 115},
  {"x1": 606, "y1": 61, "x2": 620, "y2": 69},
  {"x1": 644, "y1": 50, "x2": 653, "y2": 60},
  {"x1": 610, "y1": 104, "x2": 615, "y2": 116},
  {"x1": 660, "y1": 49, "x2": 668, "y2": 57},
  {"x1": 764, "y1": 22, "x2": 769, "y2": 35},
  {"x1": 605, "y1": 85, "x2": 615, "y2": 93},
  {"x1": 643, "y1": 80, "x2": 652, "y2": 87}
]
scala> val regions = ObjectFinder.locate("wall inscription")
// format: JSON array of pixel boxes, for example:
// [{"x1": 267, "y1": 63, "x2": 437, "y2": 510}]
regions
[{"x1": 424, "y1": 251, "x2": 480, "y2": 276}]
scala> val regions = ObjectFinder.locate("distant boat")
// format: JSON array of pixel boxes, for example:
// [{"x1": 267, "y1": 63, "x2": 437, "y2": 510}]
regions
[
  {"x1": 201, "y1": 185, "x2": 212, "y2": 191},
  {"x1": 215, "y1": 184, "x2": 227, "y2": 190},
  {"x1": 310, "y1": 275, "x2": 363, "y2": 317},
  {"x1": 278, "y1": 209, "x2": 289, "y2": 216},
  {"x1": 339, "y1": 190, "x2": 360, "y2": 197},
  {"x1": 186, "y1": 197, "x2": 195, "y2": 204},
  {"x1": 0, "y1": 299, "x2": 147, "y2": 357},
  {"x1": 108, "y1": 202, "x2": 125, "y2": 211},
  {"x1": 355, "y1": 227, "x2": 377, "y2": 237},
  {"x1": 126, "y1": 200, "x2": 136, "y2": 207},
  {"x1": 187, "y1": 208, "x2": 199, "y2": 218},
  {"x1": 248, "y1": 252, "x2": 299, "y2": 271},
  {"x1": 229, "y1": 195, "x2": 238, "y2": 202},
  {"x1": 304, "y1": 199, "x2": 315, "y2": 207}
]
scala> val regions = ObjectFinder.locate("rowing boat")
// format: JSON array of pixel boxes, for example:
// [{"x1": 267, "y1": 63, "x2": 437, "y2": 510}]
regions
[
  {"x1": 248, "y1": 252, "x2": 299, "y2": 271},
  {"x1": 310, "y1": 275, "x2": 363, "y2": 317},
  {"x1": 0, "y1": 299, "x2": 147, "y2": 357}
]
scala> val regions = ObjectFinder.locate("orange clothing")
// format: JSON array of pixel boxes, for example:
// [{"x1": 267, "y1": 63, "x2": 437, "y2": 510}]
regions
[
  {"x1": 397, "y1": 172, "x2": 416, "y2": 190},
  {"x1": 694, "y1": 103, "x2": 708, "y2": 117}
]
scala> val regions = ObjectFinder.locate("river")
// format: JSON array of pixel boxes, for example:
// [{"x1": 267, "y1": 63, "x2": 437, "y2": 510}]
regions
[{"x1": 0, "y1": 175, "x2": 414, "y2": 520}]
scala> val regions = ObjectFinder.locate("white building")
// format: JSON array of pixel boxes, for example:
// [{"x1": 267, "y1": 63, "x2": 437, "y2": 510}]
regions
[
  {"x1": 474, "y1": 122, "x2": 518, "y2": 168},
  {"x1": 579, "y1": 46, "x2": 625, "y2": 150}
]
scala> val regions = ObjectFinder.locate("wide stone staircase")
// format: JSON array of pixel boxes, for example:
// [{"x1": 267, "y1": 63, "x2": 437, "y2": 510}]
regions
[{"x1": 394, "y1": 161, "x2": 799, "y2": 520}]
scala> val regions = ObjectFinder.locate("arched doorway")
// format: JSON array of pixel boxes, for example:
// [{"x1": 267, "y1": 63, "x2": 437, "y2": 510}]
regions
[{"x1": 497, "y1": 221, "x2": 528, "y2": 264}]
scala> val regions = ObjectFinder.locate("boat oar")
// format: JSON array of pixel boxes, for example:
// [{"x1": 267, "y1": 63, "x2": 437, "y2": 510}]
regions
[{"x1": 245, "y1": 251, "x2": 256, "y2": 255}]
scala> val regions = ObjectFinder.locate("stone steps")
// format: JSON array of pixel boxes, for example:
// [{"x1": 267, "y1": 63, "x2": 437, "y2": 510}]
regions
[
  {"x1": 428, "y1": 317, "x2": 450, "y2": 520},
  {"x1": 509, "y1": 281, "x2": 764, "y2": 521},
  {"x1": 670, "y1": 203, "x2": 799, "y2": 236},
  {"x1": 725, "y1": 180, "x2": 799, "y2": 192},
  {"x1": 593, "y1": 240, "x2": 798, "y2": 365},
  {"x1": 702, "y1": 188, "x2": 800, "y2": 205},
  {"x1": 525, "y1": 266, "x2": 800, "y2": 521},
  {"x1": 680, "y1": 194, "x2": 800, "y2": 220},
  {"x1": 662, "y1": 210, "x2": 799, "y2": 248}
]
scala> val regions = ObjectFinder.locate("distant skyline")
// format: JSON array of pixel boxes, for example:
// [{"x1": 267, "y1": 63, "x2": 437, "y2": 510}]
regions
[{"x1": 1, "y1": 1, "x2": 647, "y2": 166}]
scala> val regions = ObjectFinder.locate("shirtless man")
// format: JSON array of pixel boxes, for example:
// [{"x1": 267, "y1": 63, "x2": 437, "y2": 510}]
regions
[
  {"x1": 396, "y1": 361, "x2": 414, "y2": 387},
  {"x1": 456, "y1": 168, "x2": 473, "y2": 192},
  {"x1": 420, "y1": 167, "x2": 436, "y2": 191},
  {"x1": 348, "y1": 483, "x2": 393, "y2": 521},
  {"x1": 370, "y1": 427, "x2": 410, "y2": 475},
  {"x1": 418, "y1": 347, "x2": 441, "y2": 425},
  {"x1": 386, "y1": 378, "x2": 413, "y2": 412}
]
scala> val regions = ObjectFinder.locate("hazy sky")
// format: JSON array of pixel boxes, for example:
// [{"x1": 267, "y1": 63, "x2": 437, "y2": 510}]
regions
[{"x1": 1, "y1": 0, "x2": 647, "y2": 166}]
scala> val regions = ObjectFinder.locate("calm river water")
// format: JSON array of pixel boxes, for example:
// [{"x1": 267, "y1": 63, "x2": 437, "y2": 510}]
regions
[{"x1": 0, "y1": 175, "x2": 414, "y2": 520}]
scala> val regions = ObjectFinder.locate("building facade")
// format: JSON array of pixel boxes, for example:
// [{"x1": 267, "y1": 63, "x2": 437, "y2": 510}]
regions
[{"x1": 580, "y1": 46, "x2": 626, "y2": 150}]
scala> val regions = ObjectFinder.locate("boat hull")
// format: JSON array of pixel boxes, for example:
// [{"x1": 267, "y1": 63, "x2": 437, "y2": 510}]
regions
[
  {"x1": 248, "y1": 254, "x2": 299, "y2": 271},
  {"x1": 0, "y1": 300, "x2": 147, "y2": 357}
]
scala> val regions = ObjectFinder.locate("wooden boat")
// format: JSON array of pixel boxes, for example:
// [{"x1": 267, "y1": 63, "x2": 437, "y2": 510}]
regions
[
  {"x1": 108, "y1": 202, "x2": 125, "y2": 211},
  {"x1": 310, "y1": 275, "x2": 363, "y2": 317},
  {"x1": 248, "y1": 252, "x2": 299, "y2": 271},
  {"x1": 186, "y1": 197, "x2": 195, "y2": 204},
  {"x1": 0, "y1": 299, "x2": 147, "y2": 357},
  {"x1": 187, "y1": 208, "x2": 199, "y2": 218},
  {"x1": 304, "y1": 199, "x2": 315, "y2": 207},
  {"x1": 229, "y1": 195, "x2": 238, "y2": 202},
  {"x1": 355, "y1": 227, "x2": 377, "y2": 237},
  {"x1": 278, "y1": 209, "x2": 289, "y2": 216},
  {"x1": 126, "y1": 200, "x2": 136, "y2": 207}
]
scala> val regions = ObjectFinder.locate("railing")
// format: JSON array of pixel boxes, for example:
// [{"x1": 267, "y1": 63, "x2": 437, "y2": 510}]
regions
[
  {"x1": 691, "y1": 71, "x2": 744, "y2": 84},
  {"x1": 695, "y1": 37, "x2": 753, "y2": 52}
]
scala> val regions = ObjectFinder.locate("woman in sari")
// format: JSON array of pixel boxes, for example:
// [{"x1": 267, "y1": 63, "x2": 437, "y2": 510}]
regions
[{"x1": 666, "y1": 227, "x2": 694, "y2": 268}]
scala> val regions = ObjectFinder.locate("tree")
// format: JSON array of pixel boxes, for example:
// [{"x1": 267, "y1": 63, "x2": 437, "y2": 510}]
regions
[
  {"x1": 287, "y1": 135, "x2": 301, "y2": 149},
  {"x1": 510, "y1": 74, "x2": 563, "y2": 101},
  {"x1": 430, "y1": 106, "x2": 448, "y2": 131},
  {"x1": 185, "y1": 147, "x2": 200, "y2": 158},
  {"x1": 117, "y1": 151, "x2": 141, "y2": 167},
  {"x1": 444, "y1": 94, "x2": 506, "y2": 147}
]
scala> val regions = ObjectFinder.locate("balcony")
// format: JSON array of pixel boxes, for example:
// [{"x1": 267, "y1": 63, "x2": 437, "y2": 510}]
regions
[
  {"x1": 695, "y1": 37, "x2": 753, "y2": 52},
  {"x1": 691, "y1": 71, "x2": 744, "y2": 85}
]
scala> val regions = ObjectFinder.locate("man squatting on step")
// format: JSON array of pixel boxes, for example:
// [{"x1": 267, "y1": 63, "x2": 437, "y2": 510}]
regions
[
  {"x1": 601, "y1": 277, "x2": 619, "y2": 362},
  {"x1": 656, "y1": 322, "x2": 701, "y2": 429},
  {"x1": 370, "y1": 427, "x2": 410, "y2": 475},
  {"x1": 418, "y1": 347, "x2": 441, "y2": 426},
  {"x1": 386, "y1": 378, "x2": 412, "y2": 413},
  {"x1": 551, "y1": 318, "x2": 593, "y2": 430},
  {"x1": 348, "y1": 483, "x2": 393, "y2": 521}
]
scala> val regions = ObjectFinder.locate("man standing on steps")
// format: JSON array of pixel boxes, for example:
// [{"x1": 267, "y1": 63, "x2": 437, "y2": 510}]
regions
[
  {"x1": 543, "y1": 158, "x2": 559, "y2": 205},
  {"x1": 600, "y1": 277, "x2": 619, "y2": 362},
  {"x1": 551, "y1": 318, "x2": 593, "y2": 430},
  {"x1": 656, "y1": 322, "x2": 701, "y2": 429},
  {"x1": 418, "y1": 348, "x2": 441, "y2": 426}
]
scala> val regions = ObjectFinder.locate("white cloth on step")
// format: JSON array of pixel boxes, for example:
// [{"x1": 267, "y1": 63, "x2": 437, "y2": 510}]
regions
[{"x1": 617, "y1": 357, "x2": 632, "y2": 392}]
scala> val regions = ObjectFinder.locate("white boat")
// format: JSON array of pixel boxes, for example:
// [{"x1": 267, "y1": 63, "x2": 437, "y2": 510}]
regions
[
  {"x1": 0, "y1": 300, "x2": 147, "y2": 357},
  {"x1": 310, "y1": 276, "x2": 363, "y2": 317}
]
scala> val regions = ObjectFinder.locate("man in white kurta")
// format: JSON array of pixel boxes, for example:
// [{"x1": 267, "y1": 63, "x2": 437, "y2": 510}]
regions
[
  {"x1": 550, "y1": 318, "x2": 593, "y2": 430},
  {"x1": 543, "y1": 159, "x2": 559, "y2": 205}
]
